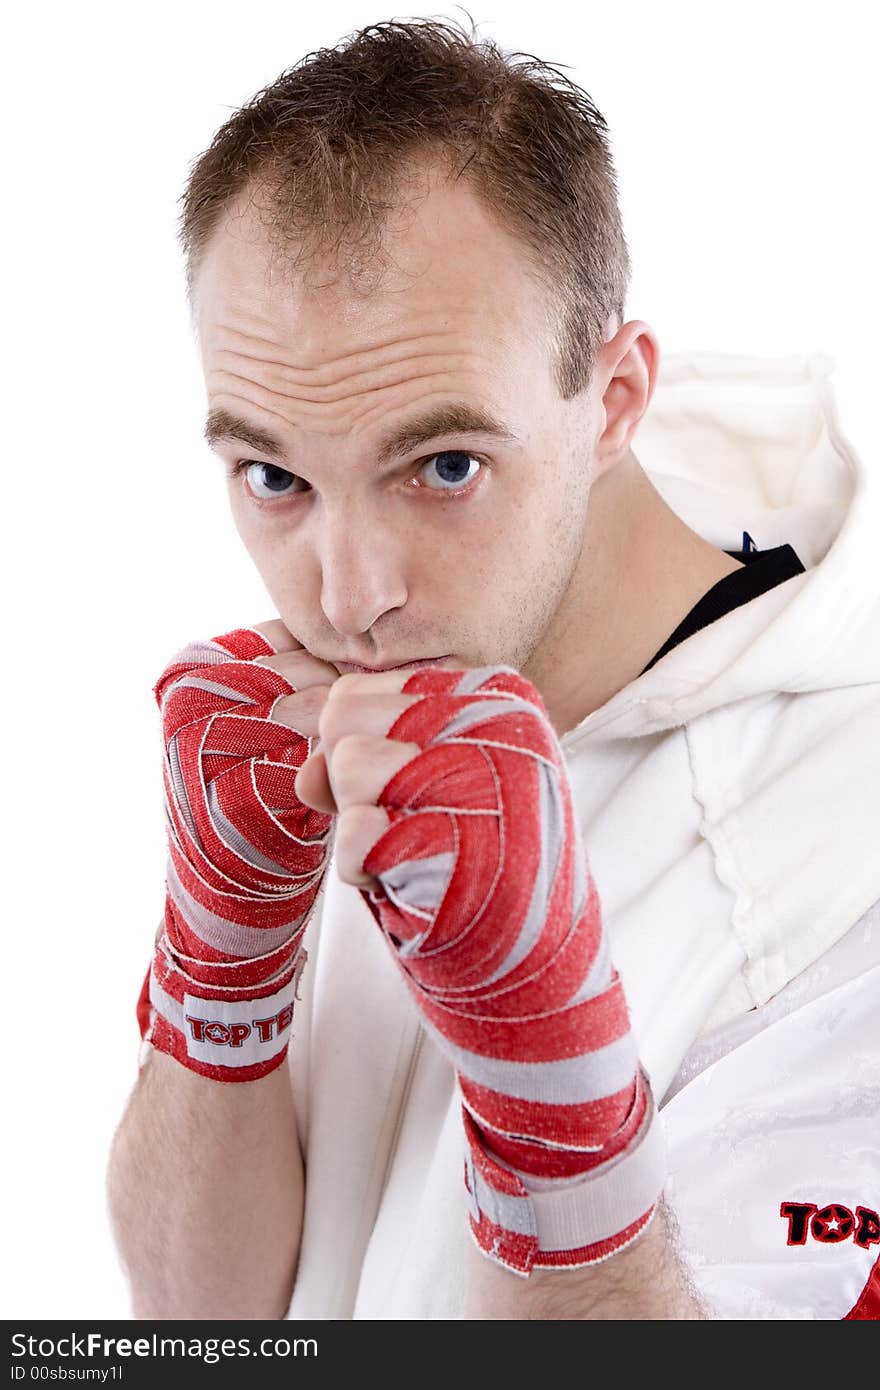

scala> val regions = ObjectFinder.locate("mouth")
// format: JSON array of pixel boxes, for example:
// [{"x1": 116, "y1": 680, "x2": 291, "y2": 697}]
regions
[{"x1": 334, "y1": 656, "x2": 451, "y2": 674}]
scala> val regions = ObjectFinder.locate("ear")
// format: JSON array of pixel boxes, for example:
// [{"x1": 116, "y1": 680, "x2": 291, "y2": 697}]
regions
[{"x1": 592, "y1": 321, "x2": 660, "y2": 481}]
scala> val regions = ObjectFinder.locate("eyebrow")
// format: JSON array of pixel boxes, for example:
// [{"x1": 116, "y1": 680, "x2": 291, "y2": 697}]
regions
[{"x1": 203, "y1": 402, "x2": 521, "y2": 468}]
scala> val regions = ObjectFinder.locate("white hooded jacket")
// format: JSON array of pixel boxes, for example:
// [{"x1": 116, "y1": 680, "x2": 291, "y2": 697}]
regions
[{"x1": 285, "y1": 350, "x2": 880, "y2": 1320}]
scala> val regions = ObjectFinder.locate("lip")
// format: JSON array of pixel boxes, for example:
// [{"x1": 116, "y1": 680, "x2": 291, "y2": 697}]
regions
[{"x1": 334, "y1": 656, "x2": 451, "y2": 674}]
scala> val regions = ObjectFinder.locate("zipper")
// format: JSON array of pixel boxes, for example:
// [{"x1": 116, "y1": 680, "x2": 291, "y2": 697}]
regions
[{"x1": 376, "y1": 1022, "x2": 425, "y2": 1203}]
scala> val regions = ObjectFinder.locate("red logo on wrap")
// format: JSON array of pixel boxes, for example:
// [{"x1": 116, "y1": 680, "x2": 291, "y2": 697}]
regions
[{"x1": 184, "y1": 1004, "x2": 295, "y2": 1048}]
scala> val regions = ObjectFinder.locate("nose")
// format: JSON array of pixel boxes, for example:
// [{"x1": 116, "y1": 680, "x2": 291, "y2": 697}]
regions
[{"x1": 317, "y1": 502, "x2": 408, "y2": 637}]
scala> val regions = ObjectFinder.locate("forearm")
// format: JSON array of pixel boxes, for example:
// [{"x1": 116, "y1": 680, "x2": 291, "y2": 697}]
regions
[
  {"x1": 106, "y1": 1048, "x2": 304, "y2": 1320},
  {"x1": 464, "y1": 1200, "x2": 707, "y2": 1320}
]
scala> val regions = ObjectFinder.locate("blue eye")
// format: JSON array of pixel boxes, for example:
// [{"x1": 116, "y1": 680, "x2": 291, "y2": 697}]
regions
[
  {"x1": 419, "y1": 451, "x2": 482, "y2": 491},
  {"x1": 243, "y1": 462, "x2": 303, "y2": 499},
  {"x1": 233, "y1": 449, "x2": 482, "y2": 501}
]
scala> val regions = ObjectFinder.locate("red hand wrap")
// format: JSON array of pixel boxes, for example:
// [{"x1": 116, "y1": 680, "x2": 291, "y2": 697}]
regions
[
  {"x1": 139, "y1": 628, "x2": 333, "y2": 1081},
  {"x1": 360, "y1": 664, "x2": 665, "y2": 1274}
]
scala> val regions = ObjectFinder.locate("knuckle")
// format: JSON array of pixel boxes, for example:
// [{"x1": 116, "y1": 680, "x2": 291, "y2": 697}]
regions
[
  {"x1": 326, "y1": 672, "x2": 368, "y2": 701},
  {"x1": 318, "y1": 692, "x2": 358, "y2": 741},
  {"x1": 272, "y1": 685, "x2": 330, "y2": 737},
  {"x1": 287, "y1": 684, "x2": 327, "y2": 716},
  {"x1": 328, "y1": 735, "x2": 384, "y2": 803},
  {"x1": 335, "y1": 805, "x2": 389, "y2": 885},
  {"x1": 330, "y1": 733, "x2": 373, "y2": 776},
  {"x1": 252, "y1": 618, "x2": 302, "y2": 652},
  {"x1": 329, "y1": 734, "x2": 419, "y2": 805},
  {"x1": 258, "y1": 649, "x2": 338, "y2": 689}
]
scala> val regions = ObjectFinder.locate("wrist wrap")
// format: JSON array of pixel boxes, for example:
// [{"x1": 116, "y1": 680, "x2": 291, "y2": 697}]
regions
[
  {"x1": 138, "y1": 628, "x2": 333, "y2": 1081},
  {"x1": 360, "y1": 664, "x2": 666, "y2": 1273}
]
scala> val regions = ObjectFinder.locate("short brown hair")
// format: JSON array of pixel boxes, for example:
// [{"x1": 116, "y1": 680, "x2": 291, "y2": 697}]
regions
[{"x1": 178, "y1": 11, "x2": 631, "y2": 398}]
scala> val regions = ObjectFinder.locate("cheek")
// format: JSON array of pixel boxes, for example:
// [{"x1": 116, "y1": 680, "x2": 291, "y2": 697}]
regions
[
  {"x1": 229, "y1": 489, "x2": 282, "y2": 554},
  {"x1": 475, "y1": 470, "x2": 569, "y2": 561},
  {"x1": 228, "y1": 497, "x2": 300, "y2": 594},
  {"x1": 491, "y1": 474, "x2": 586, "y2": 593}
]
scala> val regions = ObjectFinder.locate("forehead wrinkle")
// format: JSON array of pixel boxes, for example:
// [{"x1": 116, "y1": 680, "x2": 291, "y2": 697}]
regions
[
  {"x1": 211, "y1": 336, "x2": 474, "y2": 392},
  {"x1": 209, "y1": 308, "x2": 491, "y2": 382},
  {"x1": 205, "y1": 351, "x2": 487, "y2": 425},
  {"x1": 205, "y1": 331, "x2": 506, "y2": 430}
]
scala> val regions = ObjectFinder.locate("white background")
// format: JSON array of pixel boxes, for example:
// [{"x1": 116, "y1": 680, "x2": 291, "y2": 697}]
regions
[{"x1": 3, "y1": 0, "x2": 877, "y2": 1318}]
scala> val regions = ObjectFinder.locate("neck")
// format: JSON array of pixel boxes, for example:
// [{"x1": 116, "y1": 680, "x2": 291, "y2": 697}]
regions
[{"x1": 521, "y1": 452, "x2": 744, "y2": 735}]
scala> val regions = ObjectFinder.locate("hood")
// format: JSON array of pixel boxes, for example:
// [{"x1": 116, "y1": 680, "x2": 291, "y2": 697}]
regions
[{"x1": 561, "y1": 349, "x2": 880, "y2": 749}]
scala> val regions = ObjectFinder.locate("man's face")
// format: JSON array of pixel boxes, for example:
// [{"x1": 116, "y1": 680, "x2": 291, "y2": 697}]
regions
[{"x1": 194, "y1": 161, "x2": 604, "y2": 680}]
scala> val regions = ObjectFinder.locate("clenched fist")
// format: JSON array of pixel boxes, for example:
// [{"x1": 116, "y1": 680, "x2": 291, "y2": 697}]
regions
[
  {"x1": 289, "y1": 662, "x2": 666, "y2": 1276},
  {"x1": 138, "y1": 622, "x2": 338, "y2": 1082}
]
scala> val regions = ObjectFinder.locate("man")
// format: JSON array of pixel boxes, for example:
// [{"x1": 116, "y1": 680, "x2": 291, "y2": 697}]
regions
[{"x1": 107, "y1": 17, "x2": 880, "y2": 1319}]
